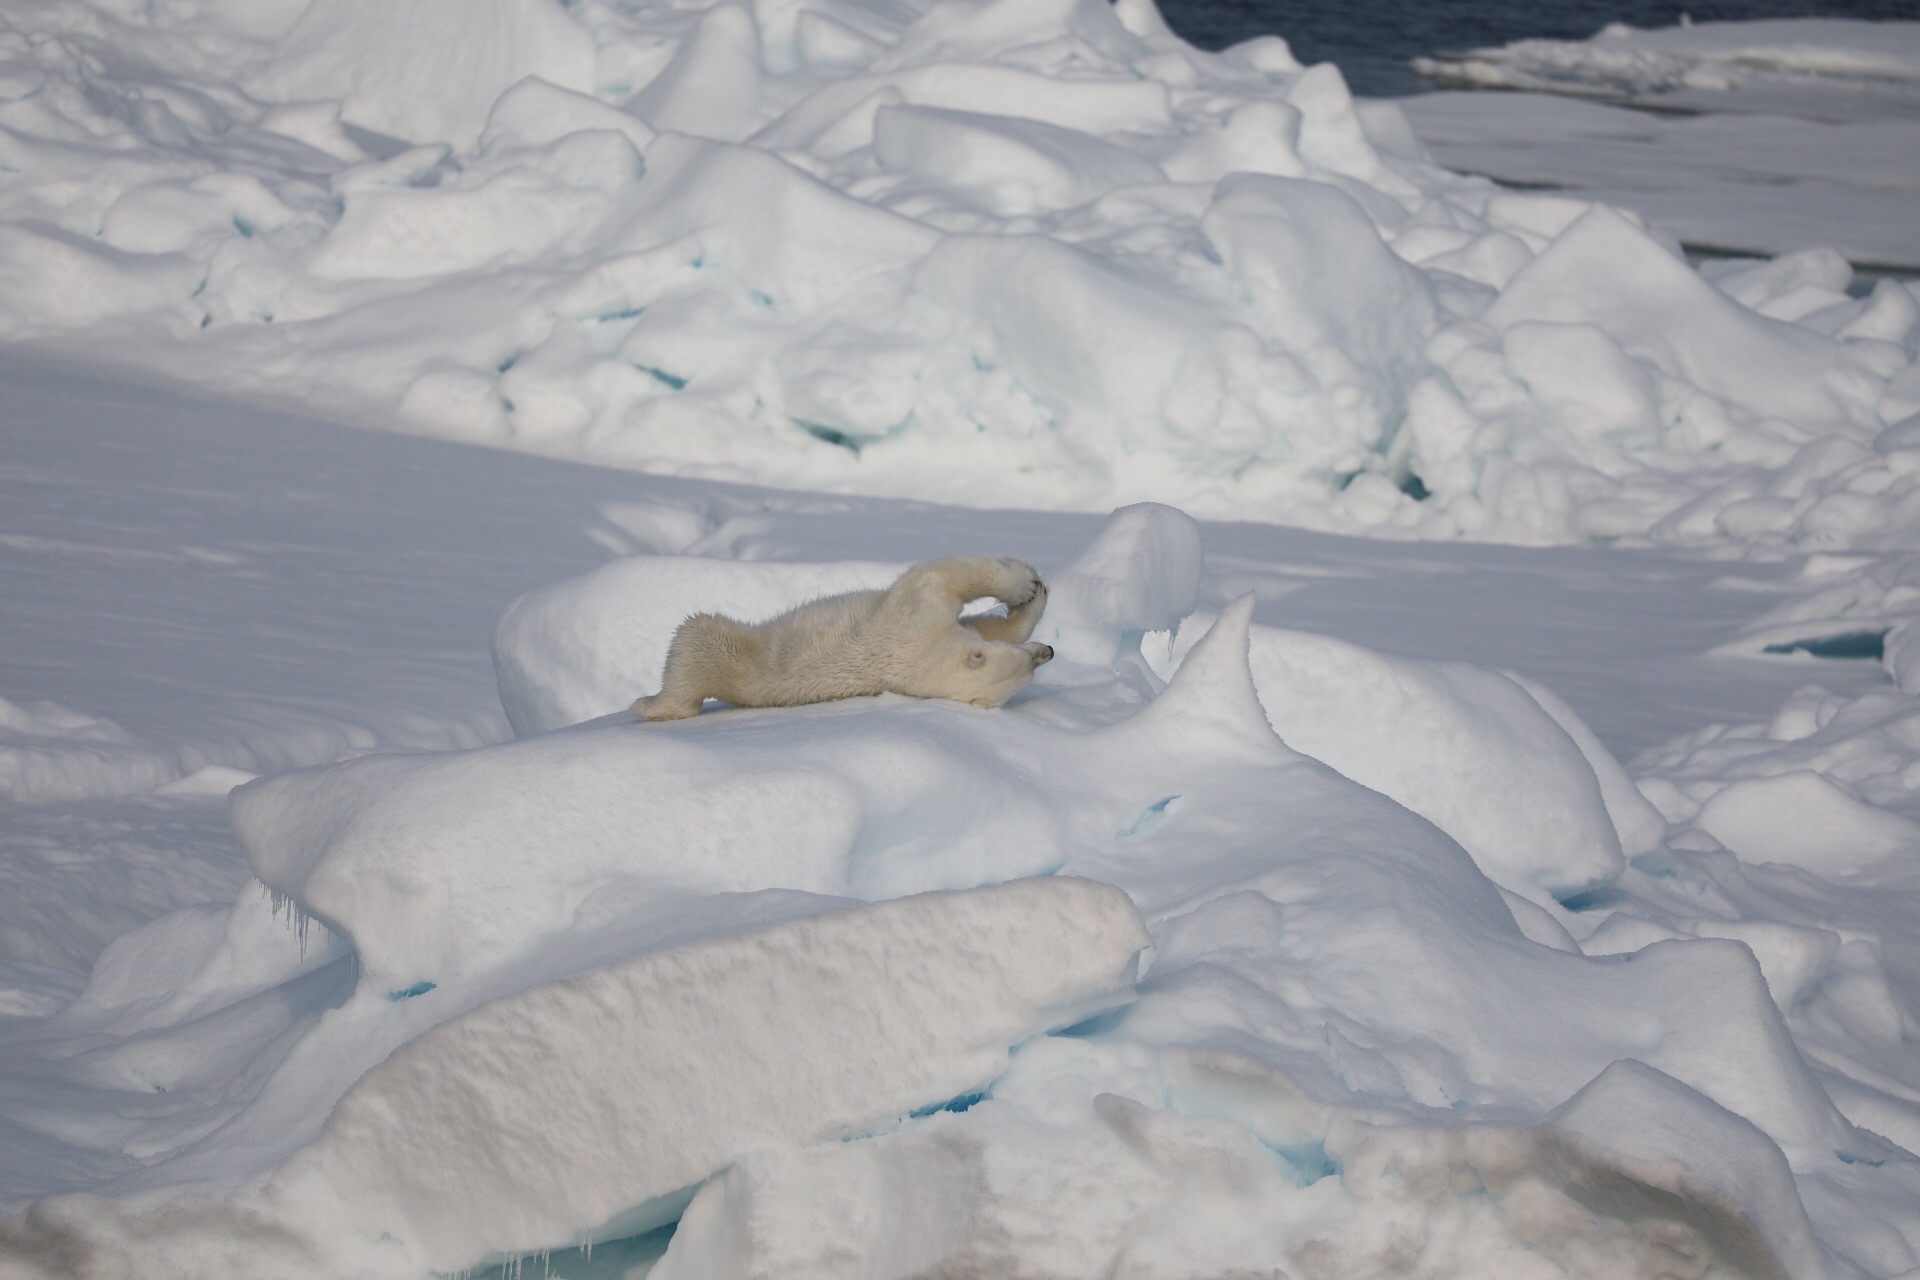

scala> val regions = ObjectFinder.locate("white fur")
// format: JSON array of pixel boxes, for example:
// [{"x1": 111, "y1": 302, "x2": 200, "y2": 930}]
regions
[{"x1": 632, "y1": 557, "x2": 1053, "y2": 720}]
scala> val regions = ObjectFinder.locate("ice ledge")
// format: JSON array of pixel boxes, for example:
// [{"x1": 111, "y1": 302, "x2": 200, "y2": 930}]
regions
[{"x1": 298, "y1": 876, "x2": 1148, "y2": 1273}]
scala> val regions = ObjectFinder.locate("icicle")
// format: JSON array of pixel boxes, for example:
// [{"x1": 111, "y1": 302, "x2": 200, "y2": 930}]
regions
[{"x1": 262, "y1": 883, "x2": 322, "y2": 958}]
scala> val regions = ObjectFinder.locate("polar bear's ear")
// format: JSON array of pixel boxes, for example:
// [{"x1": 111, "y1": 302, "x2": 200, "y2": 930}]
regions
[{"x1": 965, "y1": 648, "x2": 987, "y2": 668}]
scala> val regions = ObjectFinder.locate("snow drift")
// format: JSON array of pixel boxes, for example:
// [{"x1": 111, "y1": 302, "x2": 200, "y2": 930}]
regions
[{"x1": 308, "y1": 877, "x2": 1148, "y2": 1272}]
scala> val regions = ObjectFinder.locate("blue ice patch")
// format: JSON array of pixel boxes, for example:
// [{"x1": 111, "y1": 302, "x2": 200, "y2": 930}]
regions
[
  {"x1": 1119, "y1": 794, "x2": 1180, "y2": 841},
  {"x1": 1052, "y1": 1007, "x2": 1129, "y2": 1038},
  {"x1": 632, "y1": 364, "x2": 686, "y2": 390},
  {"x1": 1762, "y1": 630, "x2": 1886, "y2": 660},
  {"x1": 1267, "y1": 1140, "x2": 1340, "y2": 1186},
  {"x1": 1555, "y1": 887, "x2": 1625, "y2": 913},
  {"x1": 1630, "y1": 851, "x2": 1682, "y2": 878},
  {"x1": 387, "y1": 980, "x2": 436, "y2": 1002},
  {"x1": 910, "y1": 1091, "x2": 987, "y2": 1118}
]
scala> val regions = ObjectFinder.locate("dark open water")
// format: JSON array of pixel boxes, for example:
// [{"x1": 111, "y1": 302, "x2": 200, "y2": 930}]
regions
[{"x1": 1155, "y1": 0, "x2": 1920, "y2": 97}]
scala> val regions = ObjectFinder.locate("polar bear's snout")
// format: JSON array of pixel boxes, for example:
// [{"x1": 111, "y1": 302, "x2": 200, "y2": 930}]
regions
[{"x1": 1026, "y1": 642, "x2": 1053, "y2": 665}]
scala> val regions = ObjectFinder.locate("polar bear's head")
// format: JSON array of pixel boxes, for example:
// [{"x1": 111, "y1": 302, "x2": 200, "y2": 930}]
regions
[{"x1": 899, "y1": 635, "x2": 1053, "y2": 709}]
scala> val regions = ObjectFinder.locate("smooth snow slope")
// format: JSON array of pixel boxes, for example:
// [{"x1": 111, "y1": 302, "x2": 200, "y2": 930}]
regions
[
  {"x1": 1, "y1": 0, "x2": 1917, "y2": 546},
  {"x1": 1400, "y1": 89, "x2": 1920, "y2": 270}
]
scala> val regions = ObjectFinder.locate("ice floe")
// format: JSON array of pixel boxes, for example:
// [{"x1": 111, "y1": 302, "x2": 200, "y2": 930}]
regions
[
  {"x1": 1414, "y1": 19, "x2": 1920, "y2": 115},
  {"x1": 6, "y1": 3, "x2": 1920, "y2": 1276}
]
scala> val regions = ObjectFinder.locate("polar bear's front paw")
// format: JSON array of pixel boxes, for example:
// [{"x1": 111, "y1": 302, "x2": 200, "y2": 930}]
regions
[{"x1": 1000, "y1": 560, "x2": 1044, "y2": 607}]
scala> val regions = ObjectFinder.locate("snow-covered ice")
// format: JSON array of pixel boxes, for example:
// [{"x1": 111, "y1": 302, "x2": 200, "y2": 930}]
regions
[
  {"x1": 298, "y1": 878, "x2": 1146, "y2": 1273},
  {"x1": 2, "y1": 0, "x2": 1919, "y2": 546},
  {"x1": 1403, "y1": 19, "x2": 1920, "y2": 267},
  {"x1": 1413, "y1": 19, "x2": 1920, "y2": 117},
  {"x1": 8, "y1": 366, "x2": 1920, "y2": 1274},
  {"x1": 14, "y1": 526, "x2": 1910, "y2": 1277},
  {"x1": 1400, "y1": 89, "x2": 1920, "y2": 270},
  {"x1": 5, "y1": 0, "x2": 1920, "y2": 1276}
]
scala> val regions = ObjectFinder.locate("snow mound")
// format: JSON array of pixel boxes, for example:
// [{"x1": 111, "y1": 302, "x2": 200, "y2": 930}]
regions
[
  {"x1": 307, "y1": 877, "x2": 1146, "y2": 1273},
  {"x1": 0, "y1": 878, "x2": 1144, "y2": 1278},
  {"x1": 493, "y1": 502, "x2": 1207, "y2": 735},
  {"x1": 491, "y1": 504, "x2": 1652, "y2": 908},
  {"x1": 653, "y1": 1045, "x2": 1834, "y2": 1280},
  {"x1": 0, "y1": 2, "x2": 1916, "y2": 547},
  {"x1": 1541, "y1": 1058, "x2": 1829, "y2": 1280},
  {"x1": 1150, "y1": 613, "x2": 1643, "y2": 905},
  {"x1": 1691, "y1": 770, "x2": 1920, "y2": 879},
  {"x1": 232, "y1": 694, "x2": 1113, "y2": 984},
  {"x1": 1629, "y1": 550, "x2": 1920, "y2": 884},
  {"x1": 0, "y1": 695, "x2": 176, "y2": 804},
  {"x1": 1037, "y1": 501, "x2": 1201, "y2": 668},
  {"x1": 254, "y1": 0, "x2": 596, "y2": 151},
  {"x1": 492, "y1": 555, "x2": 901, "y2": 736}
]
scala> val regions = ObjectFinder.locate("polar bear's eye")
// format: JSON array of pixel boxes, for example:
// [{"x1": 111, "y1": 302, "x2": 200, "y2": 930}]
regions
[{"x1": 965, "y1": 649, "x2": 986, "y2": 668}]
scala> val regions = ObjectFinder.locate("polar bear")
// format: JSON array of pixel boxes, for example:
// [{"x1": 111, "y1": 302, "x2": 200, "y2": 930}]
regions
[{"x1": 631, "y1": 557, "x2": 1054, "y2": 720}]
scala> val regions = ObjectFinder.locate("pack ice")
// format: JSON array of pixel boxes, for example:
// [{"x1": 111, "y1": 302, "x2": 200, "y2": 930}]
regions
[
  {"x1": 2, "y1": 505, "x2": 1913, "y2": 1279},
  {"x1": 1399, "y1": 16, "x2": 1920, "y2": 272},
  {"x1": 1, "y1": 0, "x2": 1917, "y2": 549},
  {"x1": 4, "y1": 0, "x2": 1920, "y2": 1275}
]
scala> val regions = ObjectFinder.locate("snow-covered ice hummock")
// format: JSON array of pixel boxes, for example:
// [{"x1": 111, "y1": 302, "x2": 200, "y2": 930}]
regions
[
  {"x1": 5, "y1": 837, "x2": 1147, "y2": 1274},
  {"x1": 495, "y1": 502, "x2": 1648, "y2": 907},
  {"x1": 1623, "y1": 548, "x2": 1920, "y2": 894},
  {"x1": 2, "y1": 0, "x2": 1918, "y2": 549},
  {"x1": 6, "y1": 506, "x2": 1894, "y2": 1276}
]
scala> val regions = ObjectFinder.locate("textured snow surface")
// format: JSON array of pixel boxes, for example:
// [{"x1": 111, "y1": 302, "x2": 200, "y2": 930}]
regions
[
  {"x1": 8, "y1": 366, "x2": 1920, "y2": 1277},
  {"x1": 5, "y1": 1, "x2": 1920, "y2": 1272},
  {"x1": 2, "y1": 0, "x2": 1919, "y2": 546},
  {"x1": 308, "y1": 877, "x2": 1149, "y2": 1273}
]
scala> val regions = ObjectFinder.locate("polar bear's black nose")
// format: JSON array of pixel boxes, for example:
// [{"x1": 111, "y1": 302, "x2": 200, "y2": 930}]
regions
[{"x1": 1033, "y1": 644, "x2": 1053, "y2": 664}]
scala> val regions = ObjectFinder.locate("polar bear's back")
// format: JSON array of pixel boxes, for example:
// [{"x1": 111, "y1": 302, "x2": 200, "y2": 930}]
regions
[
  {"x1": 657, "y1": 588, "x2": 905, "y2": 711},
  {"x1": 748, "y1": 589, "x2": 893, "y2": 693},
  {"x1": 496, "y1": 558, "x2": 904, "y2": 733}
]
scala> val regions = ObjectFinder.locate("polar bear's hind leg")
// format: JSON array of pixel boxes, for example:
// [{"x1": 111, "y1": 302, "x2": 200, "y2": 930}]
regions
[
  {"x1": 630, "y1": 692, "x2": 696, "y2": 721},
  {"x1": 632, "y1": 613, "x2": 756, "y2": 720}
]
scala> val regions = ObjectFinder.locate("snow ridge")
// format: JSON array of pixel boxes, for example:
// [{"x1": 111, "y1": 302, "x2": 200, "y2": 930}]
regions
[{"x1": 1, "y1": 0, "x2": 1917, "y2": 547}]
